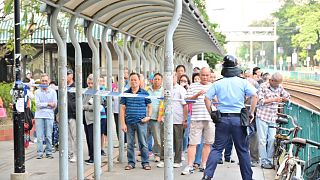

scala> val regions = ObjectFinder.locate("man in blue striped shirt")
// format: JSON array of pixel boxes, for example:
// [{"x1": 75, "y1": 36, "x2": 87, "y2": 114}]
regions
[
  {"x1": 34, "y1": 73, "x2": 57, "y2": 159},
  {"x1": 120, "y1": 72, "x2": 152, "y2": 170}
]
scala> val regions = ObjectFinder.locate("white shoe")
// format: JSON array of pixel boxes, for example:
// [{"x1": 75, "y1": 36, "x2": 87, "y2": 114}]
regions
[
  {"x1": 181, "y1": 165, "x2": 194, "y2": 175},
  {"x1": 173, "y1": 163, "x2": 182, "y2": 168},
  {"x1": 69, "y1": 157, "x2": 77, "y2": 163},
  {"x1": 157, "y1": 161, "x2": 165, "y2": 168}
]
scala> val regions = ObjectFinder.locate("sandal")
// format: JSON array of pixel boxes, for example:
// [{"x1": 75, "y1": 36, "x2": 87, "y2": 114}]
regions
[
  {"x1": 125, "y1": 165, "x2": 135, "y2": 170},
  {"x1": 143, "y1": 165, "x2": 151, "y2": 170}
]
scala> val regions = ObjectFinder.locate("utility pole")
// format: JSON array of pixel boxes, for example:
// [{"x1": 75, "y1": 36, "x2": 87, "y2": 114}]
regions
[{"x1": 11, "y1": 0, "x2": 28, "y2": 179}]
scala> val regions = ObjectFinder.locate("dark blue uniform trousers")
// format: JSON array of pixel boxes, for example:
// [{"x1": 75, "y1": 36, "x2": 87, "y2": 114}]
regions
[{"x1": 204, "y1": 116, "x2": 253, "y2": 180}]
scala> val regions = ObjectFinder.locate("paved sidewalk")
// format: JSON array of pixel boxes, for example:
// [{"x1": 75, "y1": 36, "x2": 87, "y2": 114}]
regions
[{"x1": 0, "y1": 140, "x2": 275, "y2": 180}]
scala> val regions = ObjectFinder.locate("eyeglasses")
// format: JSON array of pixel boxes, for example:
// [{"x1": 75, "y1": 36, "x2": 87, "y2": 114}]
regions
[{"x1": 180, "y1": 80, "x2": 188, "y2": 83}]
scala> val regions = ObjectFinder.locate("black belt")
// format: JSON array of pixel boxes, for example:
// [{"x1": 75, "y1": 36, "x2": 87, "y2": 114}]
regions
[
  {"x1": 85, "y1": 110, "x2": 93, "y2": 112},
  {"x1": 220, "y1": 113, "x2": 240, "y2": 117}
]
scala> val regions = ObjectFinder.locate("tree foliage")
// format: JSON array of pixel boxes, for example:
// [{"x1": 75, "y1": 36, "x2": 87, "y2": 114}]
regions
[
  {"x1": 193, "y1": 0, "x2": 226, "y2": 69},
  {"x1": 0, "y1": 0, "x2": 44, "y2": 58},
  {"x1": 273, "y1": 0, "x2": 320, "y2": 66}
]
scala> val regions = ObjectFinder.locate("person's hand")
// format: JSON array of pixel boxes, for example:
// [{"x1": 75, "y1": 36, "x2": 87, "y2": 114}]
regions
[
  {"x1": 141, "y1": 116, "x2": 151, "y2": 123},
  {"x1": 121, "y1": 124, "x2": 127, "y2": 133},
  {"x1": 274, "y1": 97, "x2": 282, "y2": 103},
  {"x1": 197, "y1": 90, "x2": 206, "y2": 96},
  {"x1": 249, "y1": 113, "x2": 255, "y2": 123},
  {"x1": 182, "y1": 120, "x2": 188, "y2": 129},
  {"x1": 48, "y1": 102, "x2": 55, "y2": 108},
  {"x1": 157, "y1": 116, "x2": 163, "y2": 122}
]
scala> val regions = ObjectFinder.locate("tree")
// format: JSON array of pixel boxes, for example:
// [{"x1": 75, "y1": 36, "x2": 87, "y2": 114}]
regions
[
  {"x1": 0, "y1": 0, "x2": 44, "y2": 59},
  {"x1": 273, "y1": 0, "x2": 320, "y2": 66},
  {"x1": 194, "y1": 0, "x2": 226, "y2": 69}
]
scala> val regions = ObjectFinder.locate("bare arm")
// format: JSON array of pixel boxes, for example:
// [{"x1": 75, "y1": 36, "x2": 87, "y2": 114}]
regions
[
  {"x1": 204, "y1": 97, "x2": 212, "y2": 114},
  {"x1": 249, "y1": 93, "x2": 258, "y2": 122}
]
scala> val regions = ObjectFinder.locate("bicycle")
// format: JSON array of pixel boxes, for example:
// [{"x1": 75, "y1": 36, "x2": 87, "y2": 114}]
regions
[{"x1": 270, "y1": 113, "x2": 302, "y2": 170}]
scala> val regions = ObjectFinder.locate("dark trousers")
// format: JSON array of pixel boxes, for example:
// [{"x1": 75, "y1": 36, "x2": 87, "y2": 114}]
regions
[
  {"x1": 114, "y1": 113, "x2": 127, "y2": 143},
  {"x1": 249, "y1": 122, "x2": 259, "y2": 163},
  {"x1": 218, "y1": 136, "x2": 233, "y2": 161},
  {"x1": 83, "y1": 120, "x2": 94, "y2": 160},
  {"x1": 204, "y1": 116, "x2": 253, "y2": 180},
  {"x1": 173, "y1": 124, "x2": 184, "y2": 163}
]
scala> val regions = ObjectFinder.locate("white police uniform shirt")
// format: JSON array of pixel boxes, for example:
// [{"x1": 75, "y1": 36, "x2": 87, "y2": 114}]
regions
[{"x1": 205, "y1": 77, "x2": 257, "y2": 113}]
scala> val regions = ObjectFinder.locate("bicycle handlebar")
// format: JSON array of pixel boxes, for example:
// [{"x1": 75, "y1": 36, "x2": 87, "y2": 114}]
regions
[
  {"x1": 276, "y1": 113, "x2": 301, "y2": 129},
  {"x1": 268, "y1": 125, "x2": 292, "y2": 132},
  {"x1": 306, "y1": 139, "x2": 320, "y2": 149}
]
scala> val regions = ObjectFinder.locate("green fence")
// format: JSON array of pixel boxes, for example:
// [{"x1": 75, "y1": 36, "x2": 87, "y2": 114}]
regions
[
  {"x1": 261, "y1": 69, "x2": 320, "y2": 83},
  {"x1": 284, "y1": 102, "x2": 320, "y2": 161}
]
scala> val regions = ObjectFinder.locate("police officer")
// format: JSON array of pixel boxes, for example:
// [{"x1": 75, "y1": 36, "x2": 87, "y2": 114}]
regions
[{"x1": 202, "y1": 55, "x2": 258, "y2": 180}]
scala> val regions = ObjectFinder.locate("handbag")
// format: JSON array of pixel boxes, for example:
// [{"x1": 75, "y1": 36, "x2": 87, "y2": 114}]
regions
[
  {"x1": 210, "y1": 110, "x2": 221, "y2": 123},
  {"x1": 240, "y1": 107, "x2": 250, "y2": 127},
  {"x1": 0, "y1": 108, "x2": 7, "y2": 118}
]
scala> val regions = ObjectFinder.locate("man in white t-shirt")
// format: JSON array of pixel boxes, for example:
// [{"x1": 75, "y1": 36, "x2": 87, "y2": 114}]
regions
[{"x1": 181, "y1": 67, "x2": 214, "y2": 175}]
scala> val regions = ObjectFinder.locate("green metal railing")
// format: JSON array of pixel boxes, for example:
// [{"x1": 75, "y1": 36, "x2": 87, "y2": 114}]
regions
[
  {"x1": 284, "y1": 102, "x2": 320, "y2": 161},
  {"x1": 261, "y1": 69, "x2": 320, "y2": 83}
]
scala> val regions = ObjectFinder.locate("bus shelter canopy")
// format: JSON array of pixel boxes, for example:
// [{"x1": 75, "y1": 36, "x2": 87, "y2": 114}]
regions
[{"x1": 40, "y1": 0, "x2": 224, "y2": 57}]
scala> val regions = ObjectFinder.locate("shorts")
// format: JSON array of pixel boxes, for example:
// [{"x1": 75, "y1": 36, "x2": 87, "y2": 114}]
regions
[
  {"x1": 189, "y1": 121, "x2": 215, "y2": 145},
  {"x1": 101, "y1": 118, "x2": 107, "y2": 135}
]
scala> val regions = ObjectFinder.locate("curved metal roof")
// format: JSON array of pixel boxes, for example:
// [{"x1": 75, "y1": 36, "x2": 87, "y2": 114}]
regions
[{"x1": 40, "y1": 0, "x2": 224, "y2": 57}]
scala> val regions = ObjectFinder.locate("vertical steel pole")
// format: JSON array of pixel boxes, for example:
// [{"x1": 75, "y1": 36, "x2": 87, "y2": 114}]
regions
[
  {"x1": 152, "y1": 47, "x2": 158, "y2": 73},
  {"x1": 50, "y1": 8, "x2": 68, "y2": 180},
  {"x1": 140, "y1": 43, "x2": 147, "y2": 80},
  {"x1": 69, "y1": 16, "x2": 84, "y2": 180},
  {"x1": 13, "y1": 0, "x2": 25, "y2": 174},
  {"x1": 274, "y1": 21, "x2": 277, "y2": 70},
  {"x1": 101, "y1": 27, "x2": 114, "y2": 171},
  {"x1": 43, "y1": 37, "x2": 46, "y2": 73},
  {"x1": 164, "y1": 0, "x2": 182, "y2": 179},
  {"x1": 87, "y1": 22, "x2": 101, "y2": 179},
  {"x1": 132, "y1": 38, "x2": 140, "y2": 73},
  {"x1": 146, "y1": 45, "x2": 154, "y2": 75},
  {"x1": 124, "y1": 35, "x2": 132, "y2": 73},
  {"x1": 112, "y1": 33, "x2": 125, "y2": 163}
]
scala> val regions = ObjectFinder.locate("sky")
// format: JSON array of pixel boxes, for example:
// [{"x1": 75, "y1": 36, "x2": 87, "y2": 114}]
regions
[{"x1": 206, "y1": 0, "x2": 282, "y2": 30}]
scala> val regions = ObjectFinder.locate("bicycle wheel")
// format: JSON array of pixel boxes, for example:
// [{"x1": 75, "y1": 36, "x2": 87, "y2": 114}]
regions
[{"x1": 304, "y1": 156, "x2": 320, "y2": 180}]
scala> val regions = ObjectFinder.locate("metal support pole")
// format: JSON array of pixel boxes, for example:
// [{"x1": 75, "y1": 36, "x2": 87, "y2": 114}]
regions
[
  {"x1": 250, "y1": 39, "x2": 253, "y2": 64},
  {"x1": 164, "y1": 0, "x2": 182, "y2": 179},
  {"x1": 87, "y1": 22, "x2": 101, "y2": 179},
  {"x1": 69, "y1": 16, "x2": 84, "y2": 180},
  {"x1": 12, "y1": 0, "x2": 26, "y2": 176},
  {"x1": 140, "y1": 43, "x2": 147, "y2": 79},
  {"x1": 43, "y1": 37, "x2": 46, "y2": 73},
  {"x1": 50, "y1": 8, "x2": 68, "y2": 180},
  {"x1": 101, "y1": 27, "x2": 114, "y2": 171},
  {"x1": 132, "y1": 38, "x2": 140, "y2": 73},
  {"x1": 274, "y1": 21, "x2": 277, "y2": 70},
  {"x1": 146, "y1": 45, "x2": 154, "y2": 75},
  {"x1": 152, "y1": 47, "x2": 159, "y2": 73},
  {"x1": 112, "y1": 33, "x2": 125, "y2": 163},
  {"x1": 124, "y1": 35, "x2": 132, "y2": 73}
]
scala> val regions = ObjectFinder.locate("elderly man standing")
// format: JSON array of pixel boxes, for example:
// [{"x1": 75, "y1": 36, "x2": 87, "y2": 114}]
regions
[
  {"x1": 120, "y1": 72, "x2": 152, "y2": 170},
  {"x1": 34, "y1": 73, "x2": 57, "y2": 159},
  {"x1": 256, "y1": 72, "x2": 290, "y2": 169},
  {"x1": 181, "y1": 67, "x2": 214, "y2": 175}
]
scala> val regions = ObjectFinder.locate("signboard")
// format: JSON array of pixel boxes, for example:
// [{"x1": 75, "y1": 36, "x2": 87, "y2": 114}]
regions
[{"x1": 292, "y1": 53, "x2": 298, "y2": 64}]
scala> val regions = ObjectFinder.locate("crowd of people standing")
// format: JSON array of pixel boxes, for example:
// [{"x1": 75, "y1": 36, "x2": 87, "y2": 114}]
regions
[{"x1": 23, "y1": 54, "x2": 290, "y2": 180}]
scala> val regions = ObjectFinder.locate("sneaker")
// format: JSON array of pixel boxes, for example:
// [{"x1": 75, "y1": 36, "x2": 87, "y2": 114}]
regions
[
  {"x1": 261, "y1": 163, "x2": 273, "y2": 169},
  {"x1": 33, "y1": 138, "x2": 37, "y2": 143},
  {"x1": 85, "y1": 159, "x2": 94, "y2": 165},
  {"x1": 173, "y1": 163, "x2": 182, "y2": 168},
  {"x1": 202, "y1": 175, "x2": 212, "y2": 180},
  {"x1": 36, "y1": 155, "x2": 43, "y2": 159},
  {"x1": 154, "y1": 156, "x2": 161, "y2": 162},
  {"x1": 157, "y1": 161, "x2": 165, "y2": 168},
  {"x1": 70, "y1": 157, "x2": 77, "y2": 163},
  {"x1": 101, "y1": 150, "x2": 106, "y2": 156},
  {"x1": 199, "y1": 165, "x2": 206, "y2": 172},
  {"x1": 181, "y1": 165, "x2": 194, "y2": 175},
  {"x1": 251, "y1": 161, "x2": 259, "y2": 167},
  {"x1": 218, "y1": 159, "x2": 223, "y2": 164},
  {"x1": 225, "y1": 159, "x2": 235, "y2": 163},
  {"x1": 46, "y1": 154, "x2": 54, "y2": 159}
]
